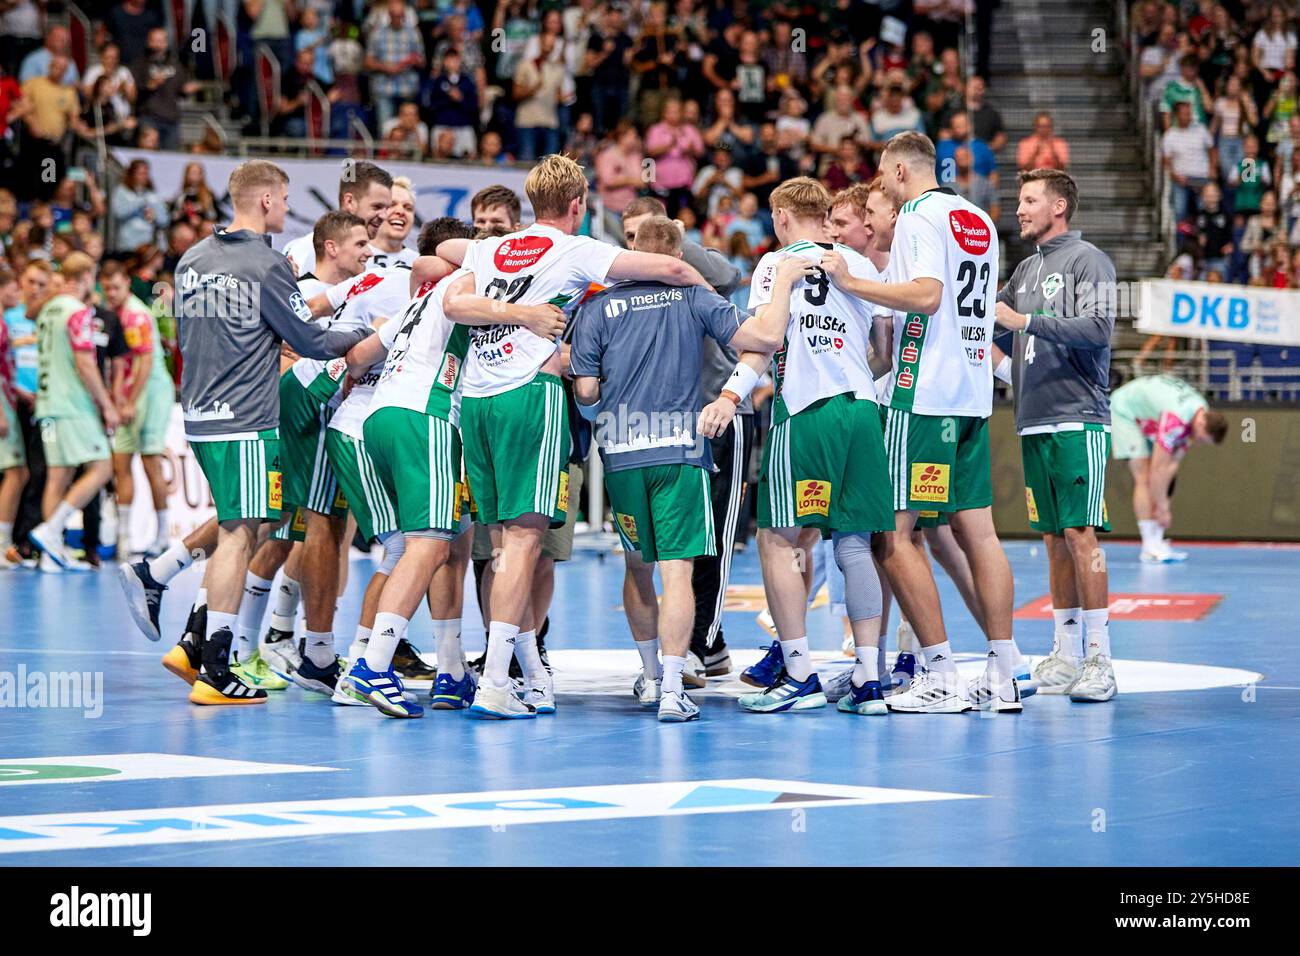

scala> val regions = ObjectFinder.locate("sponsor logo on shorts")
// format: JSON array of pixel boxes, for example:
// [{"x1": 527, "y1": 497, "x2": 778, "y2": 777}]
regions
[
  {"x1": 617, "y1": 512, "x2": 638, "y2": 544},
  {"x1": 909, "y1": 463, "x2": 950, "y2": 504},
  {"x1": 327, "y1": 358, "x2": 348, "y2": 381},
  {"x1": 292, "y1": 507, "x2": 307, "y2": 533},
  {"x1": 795, "y1": 479, "x2": 831, "y2": 517},
  {"x1": 918, "y1": 510, "x2": 939, "y2": 520},
  {"x1": 453, "y1": 481, "x2": 464, "y2": 521},
  {"x1": 557, "y1": 470, "x2": 570, "y2": 513},
  {"x1": 493, "y1": 236, "x2": 554, "y2": 272},
  {"x1": 947, "y1": 209, "x2": 991, "y2": 254},
  {"x1": 334, "y1": 486, "x2": 348, "y2": 509},
  {"x1": 1025, "y1": 487, "x2": 1039, "y2": 523},
  {"x1": 268, "y1": 470, "x2": 283, "y2": 511},
  {"x1": 437, "y1": 352, "x2": 460, "y2": 390}
]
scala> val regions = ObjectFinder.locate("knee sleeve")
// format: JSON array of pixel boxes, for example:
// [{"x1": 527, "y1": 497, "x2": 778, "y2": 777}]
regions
[
  {"x1": 376, "y1": 531, "x2": 406, "y2": 576},
  {"x1": 832, "y1": 531, "x2": 883, "y2": 622}
]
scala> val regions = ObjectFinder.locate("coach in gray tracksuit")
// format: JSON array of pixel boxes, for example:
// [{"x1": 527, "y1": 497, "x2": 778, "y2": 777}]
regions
[{"x1": 993, "y1": 168, "x2": 1119, "y2": 703}]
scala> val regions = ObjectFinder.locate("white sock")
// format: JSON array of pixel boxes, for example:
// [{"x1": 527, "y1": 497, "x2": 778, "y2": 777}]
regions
[
  {"x1": 304, "y1": 629, "x2": 335, "y2": 667},
  {"x1": 514, "y1": 629, "x2": 547, "y2": 684},
  {"x1": 662, "y1": 654, "x2": 686, "y2": 695},
  {"x1": 1052, "y1": 607, "x2": 1084, "y2": 661},
  {"x1": 236, "y1": 573, "x2": 274, "y2": 653},
  {"x1": 269, "y1": 573, "x2": 301, "y2": 632},
  {"x1": 155, "y1": 508, "x2": 169, "y2": 542},
  {"x1": 347, "y1": 625, "x2": 371, "y2": 662},
  {"x1": 1083, "y1": 607, "x2": 1111, "y2": 659},
  {"x1": 205, "y1": 610, "x2": 237, "y2": 667},
  {"x1": 148, "y1": 541, "x2": 195, "y2": 584},
  {"x1": 46, "y1": 500, "x2": 76, "y2": 534},
  {"x1": 432, "y1": 618, "x2": 464, "y2": 680},
  {"x1": 854, "y1": 644, "x2": 879, "y2": 685},
  {"x1": 780, "y1": 636, "x2": 811, "y2": 681},
  {"x1": 635, "y1": 638, "x2": 662, "y2": 680},
  {"x1": 485, "y1": 620, "x2": 519, "y2": 687},
  {"x1": 194, "y1": 587, "x2": 208, "y2": 612},
  {"x1": 986, "y1": 639, "x2": 1015, "y2": 680},
  {"x1": 897, "y1": 616, "x2": 916, "y2": 653},
  {"x1": 1138, "y1": 519, "x2": 1164, "y2": 551},
  {"x1": 366, "y1": 614, "x2": 406, "y2": 672},
  {"x1": 1006, "y1": 637, "x2": 1026, "y2": 672},
  {"x1": 876, "y1": 643, "x2": 887, "y2": 679},
  {"x1": 0, "y1": 521, "x2": 12, "y2": 548},
  {"x1": 922, "y1": 640, "x2": 957, "y2": 677}
]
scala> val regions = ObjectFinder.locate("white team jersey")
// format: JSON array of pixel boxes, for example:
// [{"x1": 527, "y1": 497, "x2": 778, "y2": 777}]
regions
[
  {"x1": 873, "y1": 255, "x2": 901, "y2": 406},
  {"x1": 461, "y1": 223, "x2": 621, "y2": 398},
  {"x1": 282, "y1": 234, "x2": 416, "y2": 278},
  {"x1": 366, "y1": 268, "x2": 469, "y2": 426},
  {"x1": 748, "y1": 240, "x2": 880, "y2": 420},
  {"x1": 289, "y1": 276, "x2": 346, "y2": 403},
  {"x1": 325, "y1": 266, "x2": 413, "y2": 438},
  {"x1": 886, "y1": 188, "x2": 999, "y2": 418}
]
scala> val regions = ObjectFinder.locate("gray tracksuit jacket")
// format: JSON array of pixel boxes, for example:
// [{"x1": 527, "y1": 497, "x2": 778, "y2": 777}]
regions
[
  {"x1": 176, "y1": 228, "x2": 373, "y2": 439},
  {"x1": 683, "y1": 240, "x2": 752, "y2": 415},
  {"x1": 994, "y1": 230, "x2": 1117, "y2": 433}
]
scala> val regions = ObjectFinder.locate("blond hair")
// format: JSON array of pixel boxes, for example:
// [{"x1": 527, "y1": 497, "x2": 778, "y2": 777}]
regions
[
  {"x1": 228, "y1": 160, "x2": 289, "y2": 210},
  {"x1": 391, "y1": 175, "x2": 414, "y2": 197},
  {"x1": 59, "y1": 251, "x2": 97, "y2": 282},
  {"x1": 769, "y1": 177, "x2": 832, "y2": 222},
  {"x1": 525, "y1": 154, "x2": 588, "y2": 221},
  {"x1": 631, "y1": 215, "x2": 682, "y2": 255},
  {"x1": 881, "y1": 131, "x2": 936, "y2": 171},
  {"x1": 831, "y1": 182, "x2": 875, "y2": 222}
]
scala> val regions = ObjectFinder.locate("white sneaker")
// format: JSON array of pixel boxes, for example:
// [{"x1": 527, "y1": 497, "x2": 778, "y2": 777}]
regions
[
  {"x1": 522, "y1": 674, "x2": 556, "y2": 714},
  {"x1": 682, "y1": 651, "x2": 707, "y2": 689},
  {"x1": 29, "y1": 523, "x2": 70, "y2": 568},
  {"x1": 38, "y1": 552, "x2": 64, "y2": 574},
  {"x1": 1069, "y1": 655, "x2": 1118, "y2": 702},
  {"x1": 1033, "y1": 650, "x2": 1081, "y2": 694},
  {"x1": 967, "y1": 670, "x2": 1023, "y2": 713},
  {"x1": 821, "y1": 666, "x2": 855, "y2": 703},
  {"x1": 658, "y1": 690, "x2": 700, "y2": 722},
  {"x1": 261, "y1": 636, "x2": 303, "y2": 680},
  {"x1": 632, "y1": 672, "x2": 662, "y2": 708},
  {"x1": 1141, "y1": 545, "x2": 1188, "y2": 564},
  {"x1": 887, "y1": 670, "x2": 971, "y2": 713},
  {"x1": 468, "y1": 680, "x2": 537, "y2": 719},
  {"x1": 330, "y1": 659, "x2": 368, "y2": 705}
]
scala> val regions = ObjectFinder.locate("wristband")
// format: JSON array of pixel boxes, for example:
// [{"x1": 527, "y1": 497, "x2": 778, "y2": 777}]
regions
[
  {"x1": 326, "y1": 278, "x2": 351, "y2": 310},
  {"x1": 1020, "y1": 313, "x2": 1033, "y2": 333},
  {"x1": 724, "y1": 361, "x2": 759, "y2": 402},
  {"x1": 576, "y1": 399, "x2": 601, "y2": 422},
  {"x1": 994, "y1": 354, "x2": 1012, "y2": 384},
  {"x1": 720, "y1": 390, "x2": 741, "y2": 406}
]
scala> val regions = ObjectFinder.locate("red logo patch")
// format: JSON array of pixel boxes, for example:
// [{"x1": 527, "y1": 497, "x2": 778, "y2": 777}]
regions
[
  {"x1": 948, "y1": 209, "x2": 991, "y2": 255},
  {"x1": 833, "y1": 337, "x2": 844, "y2": 350},
  {"x1": 493, "y1": 236, "x2": 554, "y2": 273},
  {"x1": 503, "y1": 342, "x2": 514, "y2": 355},
  {"x1": 347, "y1": 272, "x2": 384, "y2": 299}
]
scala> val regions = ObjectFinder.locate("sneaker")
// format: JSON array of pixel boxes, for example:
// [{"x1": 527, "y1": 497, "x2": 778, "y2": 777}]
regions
[
  {"x1": 841, "y1": 633, "x2": 854, "y2": 657},
  {"x1": 837, "y1": 679, "x2": 888, "y2": 716},
  {"x1": 632, "y1": 672, "x2": 662, "y2": 708},
  {"x1": 467, "y1": 680, "x2": 537, "y2": 719},
  {"x1": 887, "y1": 670, "x2": 970, "y2": 714},
  {"x1": 756, "y1": 608, "x2": 778, "y2": 639},
  {"x1": 289, "y1": 654, "x2": 341, "y2": 696},
  {"x1": 344, "y1": 658, "x2": 424, "y2": 718},
  {"x1": 28, "y1": 522, "x2": 71, "y2": 568},
  {"x1": 693, "y1": 634, "x2": 732, "y2": 676},
  {"x1": 889, "y1": 652, "x2": 918, "y2": 694},
  {"x1": 535, "y1": 631, "x2": 552, "y2": 675},
  {"x1": 1033, "y1": 651, "x2": 1081, "y2": 695},
  {"x1": 162, "y1": 634, "x2": 202, "y2": 686},
  {"x1": 737, "y1": 670, "x2": 827, "y2": 713},
  {"x1": 331, "y1": 659, "x2": 370, "y2": 706},
  {"x1": 683, "y1": 651, "x2": 707, "y2": 688},
  {"x1": 821, "y1": 666, "x2": 855, "y2": 703},
  {"x1": 658, "y1": 690, "x2": 700, "y2": 722},
  {"x1": 38, "y1": 552, "x2": 63, "y2": 574},
  {"x1": 1141, "y1": 545, "x2": 1188, "y2": 564},
  {"x1": 967, "y1": 670, "x2": 1023, "y2": 713},
  {"x1": 1068, "y1": 655, "x2": 1118, "y2": 703},
  {"x1": 1015, "y1": 666, "x2": 1038, "y2": 699},
  {"x1": 521, "y1": 673, "x2": 556, "y2": 714},
  {"x1": 741, "y1": 640, "x2": 784, "y2": 688},
  {"x1": 117, "y1": 561, "x2": 166, "y2": 642},
  {"x1": 260, "y1": 627, "x2": 301, "y2": 679},
  {"x1": 430, "y1": 670, "x2": 477, "y2": 710},
  {"x1": 231, "y1": 650, "x2": 289, "y2": 691},
  {"x1": 188, "y1": 628, "x2": 267, "y2": 706},
  {"x1": 392, "y1": 637, "x2": 437, "y2": 688},
  {"x1": 1, "y1": 545, "x2": 28, "y2": 569}
]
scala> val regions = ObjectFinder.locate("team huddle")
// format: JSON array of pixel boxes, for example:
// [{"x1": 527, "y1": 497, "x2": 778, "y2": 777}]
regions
[{"x1": 113, "y1": 130, "x2": 1139, "y2": 722}]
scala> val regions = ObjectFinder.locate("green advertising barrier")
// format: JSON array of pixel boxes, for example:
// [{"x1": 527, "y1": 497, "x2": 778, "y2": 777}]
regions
[{"x1": 989, "y1": 405, "x2": 1300, "y2": 541}]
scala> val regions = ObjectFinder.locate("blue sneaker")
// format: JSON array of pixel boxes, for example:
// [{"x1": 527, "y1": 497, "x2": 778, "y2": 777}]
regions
[
  {"x1": 1015, "y1": 667, "x2": 1038, "y2": 698},
  {"x1": 837, "y1": 679, "x2": 888, "y2": 715},
  {"x1": 289, "y1": 652, "x2": 341, "y2": 697},
  {"x1": 741, "y1": 640, "x2": 784, "y2": 688},
  {"x1": 738, "y1": 670, "x2": 827, "y2": 713},
  {"x1": 345, "y1": 658, "x2": 423, "y2": 718},
  {"x1": 430, "y1": 670, "x2": 477, "y2": 710},
  {"x1": 117, "y1": 560, "x2": 166, "y2": 642},
  {"x1": 890, "y1": 652, "x2": 918, "y2": 693}
]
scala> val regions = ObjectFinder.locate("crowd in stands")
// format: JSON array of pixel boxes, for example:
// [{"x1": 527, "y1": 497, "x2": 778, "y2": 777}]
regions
[{"x1": 1145, "y1": 0, "x2": 1300, "y2": 287}]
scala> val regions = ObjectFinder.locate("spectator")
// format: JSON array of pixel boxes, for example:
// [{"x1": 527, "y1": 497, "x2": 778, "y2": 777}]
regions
[
  {"x1": 630, "y1": 1, "x2": 682, "y2": 125},
  {"x1": 703, "y1": 88, "x2": 756, "y2": 155},
  {"x1": 381, "y1": 100, "x2": 430, "y2": 159},
  {"x1": 644, "y1": 95, "x2": 705, "y2": 214},
  {"x1": 595, "y1": 120, "x2": 645, "y2": 217},
  {"x1": 366, "y1": 0, "x2": 426, "y2": 131},
  {"x1": 1241, "y1": 190, "x2": 1283, "y2": 277},
  {"x1": 1140, "y1": 22, "x2": 1183, "y2": 107},
  {"x1": 765, "y1": 19, "x2": 809, "y2": 94},
  {"x1": 1228, "y1": 134, "x2": 1271, "y2": 215},
  {"x1": 1017, "y1": 111, "x2": 1071, "y2": 171},
  {"x1": 1252, "y1": 4, "x2": 1297, "y2": 81},
  {"x1": 866, "y1": 73, "x2": 924, "y2": 154},
  {"x1": 168, "y1": 161, "x2": 219, "y2": 230},
  {"x1": 131, "y1": 27, "x2": 199, "y2": 151},
  {"x1": 421, "y1": 46, "x2": 478, "y2": 157},
  {"x1": 82, "y1": 44, "x2": 137, "y2": 125},
  {"x1": 1163, "y1": 100, "x2": 1217, "y2": 221},
  {"x1": 951, "y1": 144, "x2": 1000, "y2": 221},
  {"x1": 565, "y1": 110, "x2": 599, "y2": 169},
  {"x1": 1193, "y1": 181, "x2": 1234, "y2": 275},
  {"x1": 731, "y1": 30, "x2": 770, "y2": 126},
  {"x1": 1160, "y1": 53, "x2": 1213, "y2": 129},
  {"x1": 585, "y1": 3, "x2": 634, "y2": 135},
  {"x1": 1212, "y1": 73, "x2": 1258, "y2": 177},
  {"x1": 1280, "y1": 146, "x2": 1300, "y2": 228},
  {"x1": 296, "y1": 6, "x2": 335, "y2": 86},
  {"x1": 692, "y1": 144, "x2": 743, "y2": 218},
  {"x1": 433, "y1": 14, "x2": 487, "y2": 99},
  {"x1": 491, "y1": 0, "x2": 538, "y2": 89},
  {"x1": 742, "y1": 121, "x2": 802, "y2": 207},
  {"x1": 476, "y1": 128, "x2": 510, "y2": 165},
  {"x1": 725, "y1": 192, "x2": 767, "y2": 251},
  {"x1": 162, "y1": 221, "x2": 198, "y2": 274},
  {"x1": 814, "y1": 84, "x2": 871, "y2": 158},
  {"x1": 0, "y1": 0, "x2": 42, "y2": 79},
  {"x1": 274, "y1": 47, "x2": 319, "y2": 137},
  {"x1": 1263, "y1": 70, "x2": 1298, "y2": 149},
  {"x1": 959, "y1": 75, "x2": 1006, "y2": 151},
  {"x1": 431, "y1": 127, "x2": 458, "y2": 159},
  {"x1": 937, "y1": 111, "x2": 997, "y2": 182},
  {"x1": 512, "y1": 31, "x2": 566, "y2": 160},
  {"x1": 824, "y1": 136, "x2": 874, "y2": 192},
  {"x1": 19, "y1": 25, "x2": 79, "y2": 86},
  {"x1": 774, "y1": 90, "x2": 811, "y2": 158},
  {"x1": 20, "y1": 55, "x2": 85, "y2": 199},
  {"x1": 247, "y1": 0, "x2": 296, "y2": 79},
  {"x1": 106, "y1": 0, "x2": 163, "y2": 69},
  {"x1": 111, "y1": 159, "x2": 169, "y2": 256},
  {"x1": 327, "y1": 20, "x2": 368, "y2": 136}
]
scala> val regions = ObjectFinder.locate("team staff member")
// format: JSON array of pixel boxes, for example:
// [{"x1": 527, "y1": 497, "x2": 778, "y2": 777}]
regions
[
  {"x1": 994, "y1": 168, "x2": 1120, "y2": 703},
  {"x1": 163, "y1": 160, "x2": 374, "y2": 706}
]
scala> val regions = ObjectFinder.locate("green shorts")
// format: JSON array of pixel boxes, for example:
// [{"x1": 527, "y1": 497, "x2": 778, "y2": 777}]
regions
[
  {"x1": 470, "y1": 461, "x2": 586, "y2": 562},
  {"x1": 190, "y1": 429, "x2": 282, "y2": 524},
  {"x1": 363, "y1": 407, "x2": 465, "y2": 536},
  {"x1": 279, "y1": 374, "x2": 346, "y2": 516},
  {"x1": 39, "y1": 415, "x2": 110, "y2": 468},
  {"x1": 759, "y1": 393, "x2": 893, "y2": 532},
  {"x1": 1110, "y1": 413, "x2": 1150, "y2": 460},
  {"x1": 273, "y1": 506, "x2": 307, "y2": 542},
  {"x1": 915, "y1": 510, "x2": 949, "y2": 529},
  {"x1": 1021, "y1": 425, "x2": 1112, "y2": 533},
  {"x1": 324, "y1": 428, "x2": 397, "y2": 543},
  {"x1": 883, "y1": 408, "x2": 991, "y2": 513},
  {"x1": 606, "y1": 462, "x2": 716, "y2": 563},
  {"x1": 111, "y1": 379, "x2": 173, "y2": 456},
  {"x1": 0, "y1": 397, "x2": 25, "y2": 471},
  {"x1": 460, "y1": 373, "x2": 570, "y2": 527}
]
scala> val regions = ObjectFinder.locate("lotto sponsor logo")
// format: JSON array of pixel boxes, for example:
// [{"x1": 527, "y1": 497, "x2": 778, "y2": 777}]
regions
[
  {"x1": 948, "y1": 209, "x2": 991, "y2": 254},
  {"x1": 557, "y1": 469, "x2": 570, "y2": 513},
  {"x1": 617, "y1": 512, "x2": 639, "y2": 544},
  {"x1": 1025, "y1": 487, "x2": 1039, "y2": 523},
  {"x1": 795, "y1": 479, "x2": 831, "y2": 518},
  {"x1": 291, "y1": 507, "x2": 307, "y2": 533},
  {"x1": 268, "y1": 470, "x2": 283, "y2": 511},
  {"x1": 453, "y1": 481, "x2": 464, "y2": 521},
  {"x1": 909, "y1": 463, "x2": 950, "y2": 504},
  {"x1": 334, "y1": 485, "x2": 349, "y2": 509},
  {"x1": 494, "y1": 236, "x2": 554, "y2": 272},
  {"x1": 347, "y1": 272, "x2": 384, "y2": 300}
]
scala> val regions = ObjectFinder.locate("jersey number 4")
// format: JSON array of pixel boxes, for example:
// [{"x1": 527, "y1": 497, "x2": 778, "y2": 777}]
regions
[{"x1": 956, "y1": 260, "x2": 990, "y2": 318}]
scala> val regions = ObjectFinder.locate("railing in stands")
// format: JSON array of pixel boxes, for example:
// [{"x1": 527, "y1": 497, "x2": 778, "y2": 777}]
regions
[
  {"x1": 215, "y1": 14, "x2": 236, "y2": 89},
  {"x1": 167, "y1": 0, "x2": 193, "y2": 60},
  {"x1": 1124, "y1": 5, "x2": 1176, "y2": 262},
  {"x1": 254, "y1": 44, "x2": 281, "y2": 138},
  {"x1": 305, "y1": 82, "x2": 331, "y2": 156},
  {"x1": 67, "y1": 4, "x2": 90, "y2": 76}
]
